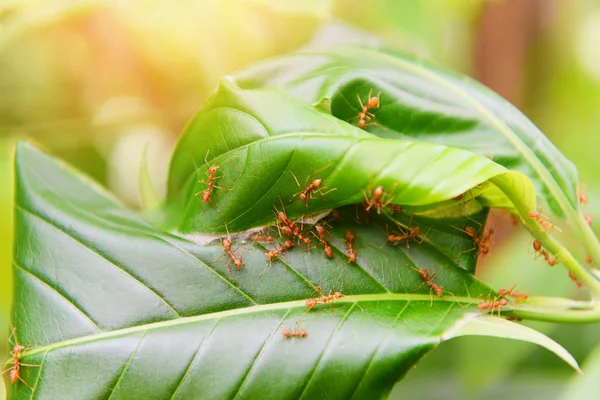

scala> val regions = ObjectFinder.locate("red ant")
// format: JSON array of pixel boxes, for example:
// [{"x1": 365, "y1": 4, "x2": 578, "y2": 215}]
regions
[
  {"x1": 345, "y1": 231, "x2": 357, "y2": 263},
  {"x1": 528, "y1": 209, "x2": 560, "y2": 231},
  {"x1": 568, "y1": 271, "x2": 582, "y2": 288},
  {"x1": 477, "y1": 295, "x2": 508, "y2": 316},
  {"x1": 585, "y1": 214, "x2": 593, "y2": 226},
  {"x1": 388, "y1": 204, "x2": 403, "y2": 215},
  {"x1": 305, "y1": 290, "x2": 344, "y2": 311},
  {"x1": 363, "y1": 185, "x2": 395, "y2": 215},
  {"x1": 194, "y1": 150, "x2": 235, "y2": 210},
  {"x1": 2, "y1": 328, "x2": 39, "y2": 391},
  {"x1": 314, "y1": 224, "x2": 333, "y2": 259},
  {"x1": 455, "y1": 225, "x2": 494, "y2": 257},
  {"x1": 532, "y1": 240, "x2": 558, "y2": 266},
  {"x1": 221, "y1": 224, "x2": 243, "y2": 273},
  {"x1": 349, "y1": 88, "x2": 383, "y2": 129},
  {"x1": 259, "y1": 238, "x2": 295, "y2": 276},
  {"x1": 585, "y1": 256, "x2": 593, "y2": 264},
  {"x1": 251, "y1": 233, "x2": 274, "y2": 243},
  {"x1": 386, "y1": 224, "x2": 427, "y2": 248},
  {"x1": 265, "y1": 239, "x2": 295, "y2": 262},
  {"x1": 289, "y1": 166, "x2": 336, "y2": 208},
  {"x1": 579, "y1": 183, "x2": 589, "y2": 205},
  {"x1": 305, "y1": 283, "x2": 345, "y2": 311},
  {"x1": 498, "y1": 284, "x2": 528, "y2": 301},
  {"x1": 275, "y1": 208, "x2": 312, "y2": 245},
  {"x1": 282, "y1": 326, "x2": 307, "y2": 339},
  {"x1": 413, "y1": 268, "x2": 443, "y2": 306}
]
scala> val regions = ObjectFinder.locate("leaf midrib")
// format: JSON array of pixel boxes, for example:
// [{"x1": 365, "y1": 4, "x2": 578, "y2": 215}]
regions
[{"x1": 16, "y1": 294, "x2": 477, "y2": 360}]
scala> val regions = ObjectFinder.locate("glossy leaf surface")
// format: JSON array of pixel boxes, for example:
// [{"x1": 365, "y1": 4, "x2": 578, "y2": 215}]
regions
[
  {"x1": 165, "y1": 78, "x2": 534, "y2": 235},
  {"x1": 233, "y1": 45, "x2": 578, "y2": 217},
  {"x1": 5, "y1": 143, "x2": 574, "y2": 400}
]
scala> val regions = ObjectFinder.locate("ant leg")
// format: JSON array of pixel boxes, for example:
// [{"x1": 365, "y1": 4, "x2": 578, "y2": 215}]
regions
[
  {"x1": 318, "y1": 187, "x2": 338, "y2": 197},
  {"x1": 2, "y1": 365, "x2": 15, "y2": 376},
  {"x1": 356, "y1": 93, "x2": 366, "y2": 110},
  {"x1": 412, "y1": 280, "x2": 428, "y2": 292},
  {"x1": 313, "y1": 164, "x2": 331, "y2": 176},
  {"x1": 413, "y1": 226, "x2": 433, "y2": 245},
  {"x1": 204, "y1": 149, "x2": 211, "y2": 168},
  {"x1": 17, "y1": 375, "x2": 35, "y2": 391},
  {"x1": 7, "y1": 326, "x2": 16, "y2": 347},
  {"x1": 211, "y1": 185, "x2": 233, "y2": 191},
  {"x1": 456, "y1": 246, "x2": 477, "y2": 258},
  {"x1": 289, "y1": 170, "x2": 302, "y2": 188}
]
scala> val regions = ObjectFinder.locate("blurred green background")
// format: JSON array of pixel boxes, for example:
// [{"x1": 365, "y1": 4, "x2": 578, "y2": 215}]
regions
[{"x1": 2, "y1": 1, "x2": 600, "y2": 398}]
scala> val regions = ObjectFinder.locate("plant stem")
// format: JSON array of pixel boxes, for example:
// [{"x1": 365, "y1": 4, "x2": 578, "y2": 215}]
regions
[{"x1": 492, "y1": 177, "x2": 600, "y2": 299}]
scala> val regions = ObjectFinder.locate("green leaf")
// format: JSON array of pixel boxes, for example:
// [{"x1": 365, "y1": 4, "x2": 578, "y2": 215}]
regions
[
  {"x1": 232, "y1": 45, "x2": 577, "y2": 217},
  {"x1": 164, "y1": 77, "x2": 534, "y2": 235},
  {"x1": 4, "y1": 142, "x2": 554, "y2": 399},
  {"x1": 444, "y1": 316, "x2": 581, "y2": 374},
  {"x1": 559, "y1": 342, "x2": 600, "y2": 400}
]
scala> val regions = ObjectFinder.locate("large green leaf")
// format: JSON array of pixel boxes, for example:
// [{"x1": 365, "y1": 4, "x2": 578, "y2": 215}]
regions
[
  {"x1": 232, "y1": 45, "x2": 578, "y2": 217},
  {"x1": 4, "y1": 143, "x2": 575, "y2": 399},
  {"x1": 164, "y1": 77, "x2": 534, "y2": 235}
]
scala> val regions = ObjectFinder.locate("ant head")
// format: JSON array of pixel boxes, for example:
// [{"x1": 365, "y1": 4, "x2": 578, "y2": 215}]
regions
[
  {"x1": 499, "y1": 298, "x2": 508, "y2": 306},
  {"x1": 533, "y1": 240, "x2": 542, "y2": 252},
  {"x1": 585, "y1": 214, "x2": 593, "y2": 226},
  {"x1": 435, "y1": 287, "x2": 443, "y2": 297},
  {"x1": 580, "y1": 193, "x2": 589, "y2": 205},
  {"x1": 306, "y1": 298, "x2": 318, "y2": 308},
  {"x1": 208, "y1": 165, "x2": 219, "y2": 174},
  {"x1": 345, "y1": 231, "x2": 355, "y2": 241},
  {"x1": 284, "y1": 239, "x2": 294, "y2": 247},
  {"x1": 266, "y1": 251, "x2": 274, "y2": 259},
  {"x1": 348, "y1": 253, "x2": 357, "y2": 262},
  {"x1": 315, "y1": 225, "x2": 325, "y2": 234},
  {"x1": 358, "y1": 119, "x2": 366, "y2": 128},
  {"x1": 13, "y1": 344, "x2": 25, "y2": 353},
  {"x1": 302, "y1": 237, "x2": 312, "y2": 245},
  {"x1": 299, "y1": 330, "x2": 307, "y2": 337},
  {"x1": 235, "y1": 259, "x2": 243, "y2": 269},
  {"x1": 373, "y1": 186, "x2": 383, "y2": 197},
  {"x1": 334, "y1": 291, "x2": 343, "y2": 298},
  {"x1": 419, "y1": 269, "x2": 429, "y2": 280}
]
